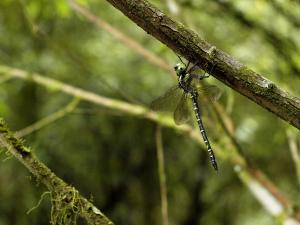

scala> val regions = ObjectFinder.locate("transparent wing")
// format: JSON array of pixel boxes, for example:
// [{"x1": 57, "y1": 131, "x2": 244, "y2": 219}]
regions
[
  {"x1": 194, "y1": 83, "x2": 222, "y2": 102},
  {"x1": 188, "y1": 64, "x2": 202, "y2": 74},
  {"x1": 173, "y1": 94, "x2": 192, "y2": 125},
  {"x1": 150, "y1": 86, "x2": 183, "y2": 112}
]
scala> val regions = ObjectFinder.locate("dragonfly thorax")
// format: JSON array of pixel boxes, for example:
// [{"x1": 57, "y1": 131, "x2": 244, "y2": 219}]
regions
[
  {"x1": 178, "y1": 72, "x2": 194, "y2": 94},
  {"x1": 174, "y1": 63, "x2": 193, "y2": 93}
]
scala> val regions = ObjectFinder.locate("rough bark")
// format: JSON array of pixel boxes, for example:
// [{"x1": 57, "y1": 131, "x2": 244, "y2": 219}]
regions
[
  {"x1": 0, "y1": 119, "x2": 114, "y2": 225},
  {"x1": 105, "y1": 0, "x2": 300, "y2": 130}
]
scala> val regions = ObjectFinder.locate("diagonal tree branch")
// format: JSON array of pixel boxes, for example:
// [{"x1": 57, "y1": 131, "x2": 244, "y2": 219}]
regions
[
  {"x1": 104, "y1": 0, "x2": 300, "y2": 130},
  {"x1": 0, "y1": 119, "x2": 114, "y2": 225}
]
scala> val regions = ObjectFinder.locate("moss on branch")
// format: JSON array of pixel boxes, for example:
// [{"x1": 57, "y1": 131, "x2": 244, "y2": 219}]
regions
[
  {"x1": 105, "y1": 0, "x2": 300, "y2": 130},
  {"x1": 0, "y1": 118, "x2": 114, "y2": 225}
]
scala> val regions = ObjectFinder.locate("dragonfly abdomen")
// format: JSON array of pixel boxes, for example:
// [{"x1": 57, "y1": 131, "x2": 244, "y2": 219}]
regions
[{"x1": 191, "y1": 94, "x2": 218, "y2": 171}]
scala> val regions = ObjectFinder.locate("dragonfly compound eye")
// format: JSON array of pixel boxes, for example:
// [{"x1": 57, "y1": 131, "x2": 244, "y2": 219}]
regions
[{"x1": 174, "y1": 63, "x2": 181, "y2": 71}]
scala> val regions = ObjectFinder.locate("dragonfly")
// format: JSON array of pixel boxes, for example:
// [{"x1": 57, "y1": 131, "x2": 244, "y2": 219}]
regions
[{"x1": 150, "y1": 59, "x2": 222, "y2": 171}]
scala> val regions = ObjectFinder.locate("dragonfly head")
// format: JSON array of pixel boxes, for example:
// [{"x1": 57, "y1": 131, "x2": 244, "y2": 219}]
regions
[{"x1": 174, "y1": 63, "x2": 185, "y2": 76}]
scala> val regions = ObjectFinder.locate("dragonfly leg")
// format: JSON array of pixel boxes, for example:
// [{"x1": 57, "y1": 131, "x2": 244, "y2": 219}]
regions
[
  {"x1": 187, "y1": 62, "x2": 199, "y2": 73},
  {"x1": 176, "y1": 54, "x2": 187, "y2": 67}
]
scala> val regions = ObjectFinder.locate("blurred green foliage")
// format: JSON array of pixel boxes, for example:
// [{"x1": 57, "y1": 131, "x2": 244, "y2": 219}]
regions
[{"x1": 0, "y1": 0, "x2": 300, "y2": 225}]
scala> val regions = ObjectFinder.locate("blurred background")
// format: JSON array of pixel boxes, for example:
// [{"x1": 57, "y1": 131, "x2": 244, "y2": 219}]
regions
[{"x1": 0, "y1": 0, "x2": 300, "y2": 224}]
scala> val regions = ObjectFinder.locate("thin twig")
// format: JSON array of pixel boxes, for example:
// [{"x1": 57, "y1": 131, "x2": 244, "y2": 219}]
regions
[
  {"x1": 155, "y1": 126, "x2": 169, "y2": 225},
  {"x1": 286, "y1": 129, "x2": 300, "y2": 186},
  {"x1": 236, "y1": 167, "x2": 290, "y2": 217},
  {"x1": 16, "y1": 98, "x2": 80, "y2": 138}
]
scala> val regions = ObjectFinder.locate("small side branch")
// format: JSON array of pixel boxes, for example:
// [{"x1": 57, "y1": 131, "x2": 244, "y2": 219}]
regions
[
  {"x1": 16, "y1": 98, "x2": 80, "y2": 138},
  {"x1": 104, "y1": 0, "x2": 300, "y2": 130},
  {"x1": 155, "y1": 126, "x2": 169, "y2": 225}
]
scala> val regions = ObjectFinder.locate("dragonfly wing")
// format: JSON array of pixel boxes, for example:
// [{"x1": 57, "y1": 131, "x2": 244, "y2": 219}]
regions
[
  {"x1": 173, "y1": 94, "x2": 191, "y2": 125},
  {"x1": 195, "y1": 84, "x2": 222, "y2": 102},
  {"x1": 150, "y1": 86, "x2": 182, "y2": 112},
  {"x1": 188, "y1": 65, "x2": 202, "y2": 74}
]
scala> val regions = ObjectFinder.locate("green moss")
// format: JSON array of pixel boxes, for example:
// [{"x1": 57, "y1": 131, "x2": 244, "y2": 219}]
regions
[
  {"x1": 50, "y1": 186, "x2": 82, "y2": 225},
  {"x1": 0, "y1": 118, "x2": 31, "y2": 155}
]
